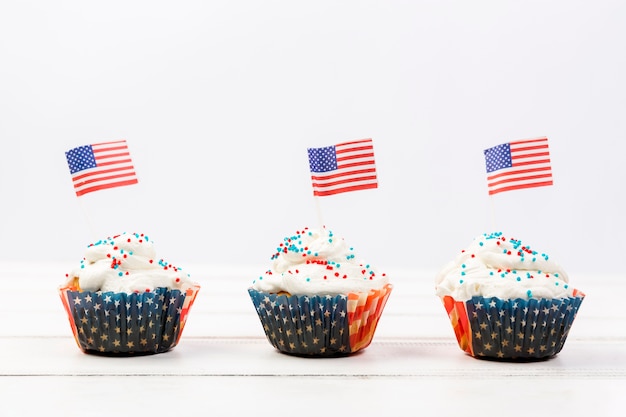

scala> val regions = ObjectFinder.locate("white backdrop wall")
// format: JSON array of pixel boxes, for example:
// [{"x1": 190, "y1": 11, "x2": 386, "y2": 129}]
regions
[{"x1": 1, "y1": 1, "x2": 625, "y2": 285}]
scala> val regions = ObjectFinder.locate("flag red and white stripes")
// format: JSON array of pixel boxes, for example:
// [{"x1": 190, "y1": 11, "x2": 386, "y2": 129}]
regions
[
  {"x1": 307, "y1": 138, "x2": 378, "y2": 197},
  {"x1": 484, "y1": 137, "x2": 553, "y2": 195},
  {"x1": 65, "y1": 140, "x2": 138, "y2": 197}
]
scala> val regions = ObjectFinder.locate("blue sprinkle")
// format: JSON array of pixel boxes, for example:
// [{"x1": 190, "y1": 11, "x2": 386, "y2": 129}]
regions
[
  {"x1": 459, "y1": 279, "x2": 464, "y2": 284},
  {"x1": 527, "y1": 290, "x2": 532, "y2": 297},
  {"x1": 461, "y1": 271, "x2": 466, "y2": 276}
]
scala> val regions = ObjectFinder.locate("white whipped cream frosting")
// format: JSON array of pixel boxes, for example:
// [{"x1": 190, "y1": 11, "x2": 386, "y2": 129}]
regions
[
  {"x1": 435, "y1": 232, "x2": 577, "y2": 301},
  {"x1": 251, "y1": 227, "x2": 389, "y2": 296},
  {"x1": 65, "y1": 232, "x2": 196, "y2": 293}
]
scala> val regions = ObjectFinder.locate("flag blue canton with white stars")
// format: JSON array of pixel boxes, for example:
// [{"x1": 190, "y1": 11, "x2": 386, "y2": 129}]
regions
[
  {"x1": 66, "y1": 145, "x2": 98, "y2": 174},
  {"x1": 466, "y1": 295, "x2": 583, "y2": 359},
  {"x1": 484, "y1": 143, "x2": 512, "y2": 173},
  {"x1": 66, "y1": 288, "x2": 187, "y2": 354},
  {"x1": 308, "y1": 146, "x2": 338, "y2": 173},
  {"x1": 248, "y1": 289, "x2": 352, "y2": 356}
]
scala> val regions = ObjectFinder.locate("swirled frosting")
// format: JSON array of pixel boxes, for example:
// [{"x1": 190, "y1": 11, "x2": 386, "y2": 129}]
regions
[
  {"x1": 64, "y1": 232, "x2": 196, "y2": 293},
  {"x1": 435, "y1": 232, "x2": 576, "y2": 300},
  {"x1": 251, "y1": 227, "x2": 389, "y2": 295}
]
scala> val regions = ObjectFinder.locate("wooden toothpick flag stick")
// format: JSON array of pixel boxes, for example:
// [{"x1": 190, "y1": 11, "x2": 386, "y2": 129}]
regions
[
  {"x1": 483, "y1": 136, "x2": 554, "y2": 232},
  {"x1": 65, "y1": 139, "x2": 139, "y2": 241},
  {"x1": 307, "y1": 138, "x2": 378, "y2": 228}
]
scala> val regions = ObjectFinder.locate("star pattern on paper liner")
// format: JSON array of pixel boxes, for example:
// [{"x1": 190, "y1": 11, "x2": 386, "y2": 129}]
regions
[
  {"x1": 253, "y1": 292, "x2": 351, "y2": 356},
  {"x1": 465, "y1": 296, "x2": 584, "y2": 360},
  {"x1": 65, "y1": 288, "x2": 187, "y2": 355},
  {"x1": 248, "y1": 284, "x2": 393, "y2": 357}
]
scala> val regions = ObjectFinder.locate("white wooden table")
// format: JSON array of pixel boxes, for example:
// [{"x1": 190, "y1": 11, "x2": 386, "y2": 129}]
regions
[{"x1": 1, "y1": 262, "x2": 624, "y2": 416}]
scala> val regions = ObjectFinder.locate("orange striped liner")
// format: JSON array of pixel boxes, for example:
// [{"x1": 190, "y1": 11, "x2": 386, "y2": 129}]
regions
[
  {"x1": 442, "y1": 295, "x2": 473, "y2": 355},
  {"x1": 58, "y1": 285, "x2": 81, "y2": 348},
  {"x1": 347, "y1": 283, "x2": 393, "y2": 352},
  {"x1": 174, "y1": 285, "x2": 201, "y2": 344}
]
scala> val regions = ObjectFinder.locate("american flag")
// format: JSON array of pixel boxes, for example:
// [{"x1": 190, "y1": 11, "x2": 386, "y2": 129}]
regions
[
  {"x1": 484, "y1": 137, "x2": 553, "y2": 195},
  {"x1": 307, "y1": 138, "x2": 378, "y2": 197},
  {"x1": 65, "y1": 140, "x2": 138, "y2": 197}
]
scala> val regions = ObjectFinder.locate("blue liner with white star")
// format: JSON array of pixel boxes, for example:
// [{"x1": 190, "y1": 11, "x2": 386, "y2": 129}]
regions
[
  {"x1": 249, "y1": 289, "x2": 354, "y2": 356},
  {"x1": 60, "y1": 286, "x2": 199, "y2": 355},
  {"x1": 458, "y1": 294, "x2": 584, "y2": 360}
]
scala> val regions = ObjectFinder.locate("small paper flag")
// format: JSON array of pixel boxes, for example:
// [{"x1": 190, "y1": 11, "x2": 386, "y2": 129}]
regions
[
  {"x1": 484, "y1": 137, "x2": 552, "y2": 195},
  {"x1": 307, "y1": 138, "x2": 378, "y2": 197},
  {"x1": 65, "y1": 139, "x2": 138, "y2": 197}
]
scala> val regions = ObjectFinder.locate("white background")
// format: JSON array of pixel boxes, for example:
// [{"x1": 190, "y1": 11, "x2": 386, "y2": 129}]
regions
[{"x1": 1, "y1": 0, "x2": 625, "y2": 286}]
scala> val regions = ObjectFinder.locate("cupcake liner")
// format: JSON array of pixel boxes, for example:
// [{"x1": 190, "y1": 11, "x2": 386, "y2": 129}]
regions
[
  {"x1": 248, "y1": 283, "x2": 392, "y2": 356},
  {"x1": 59, "y1": 284, "x2": 200, "y2": 355},
  {"x1": 441, "y1": 289, "x2": 585, "y2": 360}
]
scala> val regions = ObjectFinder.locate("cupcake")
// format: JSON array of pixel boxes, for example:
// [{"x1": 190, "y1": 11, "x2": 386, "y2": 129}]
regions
[
  {"x1": 59, "y1": 232, "x2": 200, "y2": 355},
  {"x1": 248, "y1": 226, "x2": 393, "y2": 357},
  {"x1": 435, "y1": 232, "x2": 584, "y2": 360}
]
